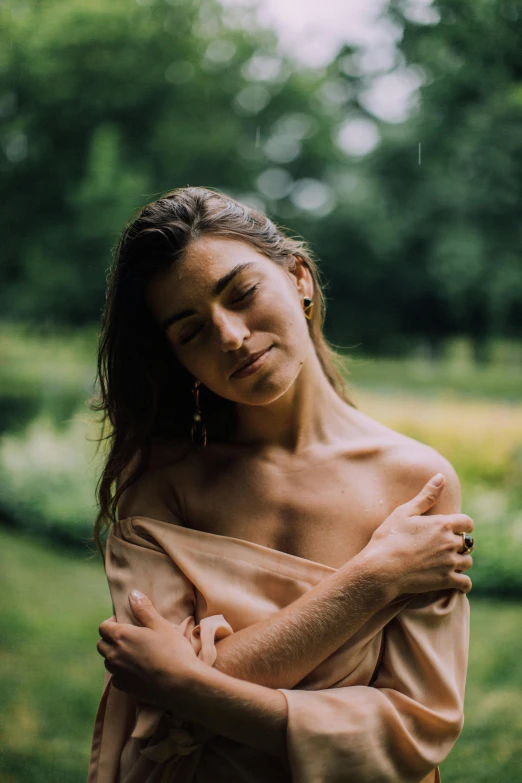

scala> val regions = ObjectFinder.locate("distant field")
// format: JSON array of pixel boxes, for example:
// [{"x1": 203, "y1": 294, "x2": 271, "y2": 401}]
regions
[
  {"x1": 345, "y1": 351, "x2": 522, "y2": 401},
  {"x1": 2, "y1": 326, "x2": 521, "y2": 405},
  {"x1": 1, "y1": 327, "x2": 521, "y2": 593},
  {"x1": 0, "y1": 529, "x2": 521, "y2": 783}
]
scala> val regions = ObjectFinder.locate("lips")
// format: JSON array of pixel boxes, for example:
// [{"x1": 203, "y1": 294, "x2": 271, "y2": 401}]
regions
[{"x1": 231, "y1": 346, "x2": 272, "y2": 377}]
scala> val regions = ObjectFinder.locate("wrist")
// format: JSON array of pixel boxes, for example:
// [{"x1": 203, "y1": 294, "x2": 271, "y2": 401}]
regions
[
  {"x1": 347, "y1": 545, "x2": 399, "y2": 606},
  {"x1": 164, "y1": 658, "x2": 247, "y2": 726},
  {"x1": 165, "y1": 658, "x2": 210, "y2": 707}
]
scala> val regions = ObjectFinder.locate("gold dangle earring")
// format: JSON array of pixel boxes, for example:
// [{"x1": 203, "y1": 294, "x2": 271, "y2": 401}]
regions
[
  {"x1": 191, "y1": 379, "x2": 207, "y2": 447},
  {"x1": 303, "y1": 296, "x2": 314, "y2": 320}
]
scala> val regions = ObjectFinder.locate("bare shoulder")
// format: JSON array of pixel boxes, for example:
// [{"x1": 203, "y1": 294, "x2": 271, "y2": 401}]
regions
[
  {"x1": 379, "y1": 434, "x2": 461, "y2": 515},
  {"x1": 116, "y1": 436, "x2": 194, "y2": 524},
  {"x1": 346, "y1": 406, "x2": 461, "y2": 514}
]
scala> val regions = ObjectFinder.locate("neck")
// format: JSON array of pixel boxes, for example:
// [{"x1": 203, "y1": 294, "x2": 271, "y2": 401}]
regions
[{"x1": 231, "y1": 346, "x2": 353, "y2": 453}]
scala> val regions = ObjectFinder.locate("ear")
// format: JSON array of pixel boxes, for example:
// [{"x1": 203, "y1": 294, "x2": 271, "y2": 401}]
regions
[{"x1": 288, "y1": 254, "x2": 314, "y2": 300}]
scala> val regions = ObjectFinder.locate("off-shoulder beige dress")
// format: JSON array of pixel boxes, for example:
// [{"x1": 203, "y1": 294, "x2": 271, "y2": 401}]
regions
[{"x1": 88, "y1": 516, "x2": 470, "y2": 783}]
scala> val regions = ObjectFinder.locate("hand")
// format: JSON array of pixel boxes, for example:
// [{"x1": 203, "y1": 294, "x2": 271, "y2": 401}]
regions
[
  {"x1": 97, "y1": 590, "x2": 203, "y2": 708},
  {"x1": 361, "y1": 473, "x2": 474, "y2": 601}
]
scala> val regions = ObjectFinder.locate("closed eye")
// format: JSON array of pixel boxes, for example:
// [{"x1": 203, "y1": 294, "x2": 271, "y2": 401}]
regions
[
  {"x1": 233, "y1": 283, "x2": 259, "y2": 303},
  {"x1": 179, "y1": 284, "x2": 259, "y2": 345},
  {"x1": 180, "y1": 326, "x2": 203, "y2": 345}
]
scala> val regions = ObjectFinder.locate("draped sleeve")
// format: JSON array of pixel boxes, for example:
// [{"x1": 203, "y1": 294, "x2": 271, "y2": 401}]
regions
[
  {"x1": 277, "y1": 588, "x2": 470, "y2": 783},
  {"x1": 87, "y1": 518, "x2": 234, "y2": 783},
  {"x1": 88, "y1": 515, "x2": 470, "y2": 783}
]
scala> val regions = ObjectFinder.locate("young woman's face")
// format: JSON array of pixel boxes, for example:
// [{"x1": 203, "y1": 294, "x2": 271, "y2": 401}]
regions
[{"x1": 146, "y1": 235, "x2": 314, "y2": 405}]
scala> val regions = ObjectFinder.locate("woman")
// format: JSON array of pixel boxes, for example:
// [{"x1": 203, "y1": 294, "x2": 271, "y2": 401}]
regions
[{"x1": 89, "y1": 186, "x2": 474, "y2": 783}]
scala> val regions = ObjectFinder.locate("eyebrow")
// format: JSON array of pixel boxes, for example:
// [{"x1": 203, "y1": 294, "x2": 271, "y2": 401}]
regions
[{"x1": 160, "y1": 261, "x2": 257, "y2": 332}]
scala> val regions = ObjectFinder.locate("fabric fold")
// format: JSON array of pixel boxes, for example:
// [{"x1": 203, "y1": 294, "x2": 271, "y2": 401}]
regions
[
  {"x1": 278, "y1": 589, "x2": 468, "y2": 783},
  {"x1": 88, "y1": 516, "x2": 469, "y2": 783},
  {"x1": 88, "y1": 519, "x2": 237, "y2": 783}
]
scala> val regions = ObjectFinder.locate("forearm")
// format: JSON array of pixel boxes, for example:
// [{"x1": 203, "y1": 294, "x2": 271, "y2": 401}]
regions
[
  {"x1": 168, "y1": 661, "x2": 289, "y2": 763},
  {"x1": 213, "y1": 550, "x2": 390, "y2": 689}
]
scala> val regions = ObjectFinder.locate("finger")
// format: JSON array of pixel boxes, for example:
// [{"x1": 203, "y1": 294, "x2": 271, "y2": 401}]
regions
[
  {"x1": 98, "y1": 617, "x2": 117, "y2": 640},
  {"x1": 104, "y1": 658, "x2": 118, "y2": 675},
  {"x1": 449, "y1": 514, "x2": 474, "y2": 534},
  {"x1": 452, "y1": 573, "x2": 472, "y2": 594},
  {"x1": 96, "y1": 639, "x2": 113, "y2": 658},
  {"x1": 405, "y1": 473, "x2": 445, "y2": 516},
  {"x1": 128, "y1": 590, "x2": 162, "y2": 630},
  {"x1": 455, "y1": 553, "x2": 473, "y2": 572}
]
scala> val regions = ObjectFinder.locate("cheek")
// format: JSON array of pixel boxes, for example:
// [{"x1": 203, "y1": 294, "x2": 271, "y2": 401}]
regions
[
  {"x1": 258, "y1": 285, "x2": 300, "y2": 332},
  {"x1": 172, "y1": 340, "x2": 227, "y2": 387},
  {"x1": 262, "y1": 305, "x2": 310, "y2": 381},
  {"x1": 273, "y1": 296, "x2": 309, "y2": 348},
  {"x1": 172, "y1": 349, "x2": 207, "y2": 380},
  {"x1": 254, "y1": 288, "x2": 308, "y2": 360}
]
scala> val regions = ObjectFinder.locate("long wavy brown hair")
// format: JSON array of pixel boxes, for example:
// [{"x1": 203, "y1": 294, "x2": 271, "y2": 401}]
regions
[{"x1": 91, "y1": 186, "x2": 354, "y2": 552}]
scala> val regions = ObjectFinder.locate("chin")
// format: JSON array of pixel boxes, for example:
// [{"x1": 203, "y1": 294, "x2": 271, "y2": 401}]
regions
[{"x1": 233, "y1": 364, "x2": 302, "y2": 407}]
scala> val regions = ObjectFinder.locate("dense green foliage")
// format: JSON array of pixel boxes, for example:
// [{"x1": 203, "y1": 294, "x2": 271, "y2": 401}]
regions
[
  {"x1": 1, "y1": 0, "x2": 520, "y2": 350},
  {"x1": 0, "y1": 0, "x2": 339, "y2": 321},
  {"x1": 375, "y1": 0, "x2": 522, "y2": 348}
]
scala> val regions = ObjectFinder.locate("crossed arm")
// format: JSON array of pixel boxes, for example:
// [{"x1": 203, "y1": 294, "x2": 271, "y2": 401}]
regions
[
  {"x1": 110, "y1": 476, "x2": 394, "y2": 761},
  {"x1": 103, "y1": 538, "x2": 391, "y2": 762},
  {"x1": 115, "y1": 470, "x2": 395, "y2": 687},
  {"x1": 165, "y1": 535, "x2": 394, "y2": 761},
  {"x1": 105, "y1": 455, "x2": 462, "y2": 762}
]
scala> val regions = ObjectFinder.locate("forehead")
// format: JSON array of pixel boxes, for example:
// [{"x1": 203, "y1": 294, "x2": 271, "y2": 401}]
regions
[
  {"x1": 147, "y1": 236, "x2": 273, "y2": 306},
  {"x1": 180, "y1": 235, "x2": 263, "y2": 278}
]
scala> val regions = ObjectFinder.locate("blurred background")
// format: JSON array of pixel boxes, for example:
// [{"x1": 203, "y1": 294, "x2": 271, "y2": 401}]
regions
[{"x1": 0, "y1": 0, "x2": 521, "y2": 780}]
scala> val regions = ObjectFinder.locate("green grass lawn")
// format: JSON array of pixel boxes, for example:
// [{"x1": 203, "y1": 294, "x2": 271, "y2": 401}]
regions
[
  {"x1": 1, "y1": 529, "x2": 521, "y2": 782},
  {"x1": 0, "y1": 530, "x2": 111, "y2": 783},
  {"x1": 441, "y1": 599, "x2": 522, "y2": 782}
]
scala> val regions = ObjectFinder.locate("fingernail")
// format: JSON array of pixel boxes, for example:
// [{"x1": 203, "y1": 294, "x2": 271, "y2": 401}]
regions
[
  {"x1": 430, "y1": 473, "x2": 444, "y2": 486},
  {"x1": 130, "y1": 589, "x2": 145, "y2": 603}
]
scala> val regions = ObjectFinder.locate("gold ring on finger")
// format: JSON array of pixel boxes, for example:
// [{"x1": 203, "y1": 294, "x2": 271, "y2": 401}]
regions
[{"x1": 460, "y1": 532, "x2": 474, "y2": 553}]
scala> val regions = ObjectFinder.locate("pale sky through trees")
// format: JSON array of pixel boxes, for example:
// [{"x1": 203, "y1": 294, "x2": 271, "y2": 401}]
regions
[{"x1": 219, "y1": 0, "x2": 434, "y2": 124}]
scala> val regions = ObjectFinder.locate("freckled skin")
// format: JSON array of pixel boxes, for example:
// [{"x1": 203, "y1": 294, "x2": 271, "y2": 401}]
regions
[
  {"x1": 141, "y1": 236, "x2": 459, "y2": 570},
  {"x1": 147, "y1": 236, "x2": 309, "y2": 409}
]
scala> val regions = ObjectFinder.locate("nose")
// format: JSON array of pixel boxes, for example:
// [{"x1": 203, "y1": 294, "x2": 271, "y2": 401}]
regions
[{"x1": 213, "y1": 309, "x2": 250, "y2": 351}]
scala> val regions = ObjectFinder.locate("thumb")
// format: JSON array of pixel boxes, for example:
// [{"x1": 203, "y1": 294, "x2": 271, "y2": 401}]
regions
[
  {"x1": 406, "y1": 473, "x2": 445, "y2": 516},
  {"x1": 128, "y1": 590, "x2": 162, "y2": 629}
]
